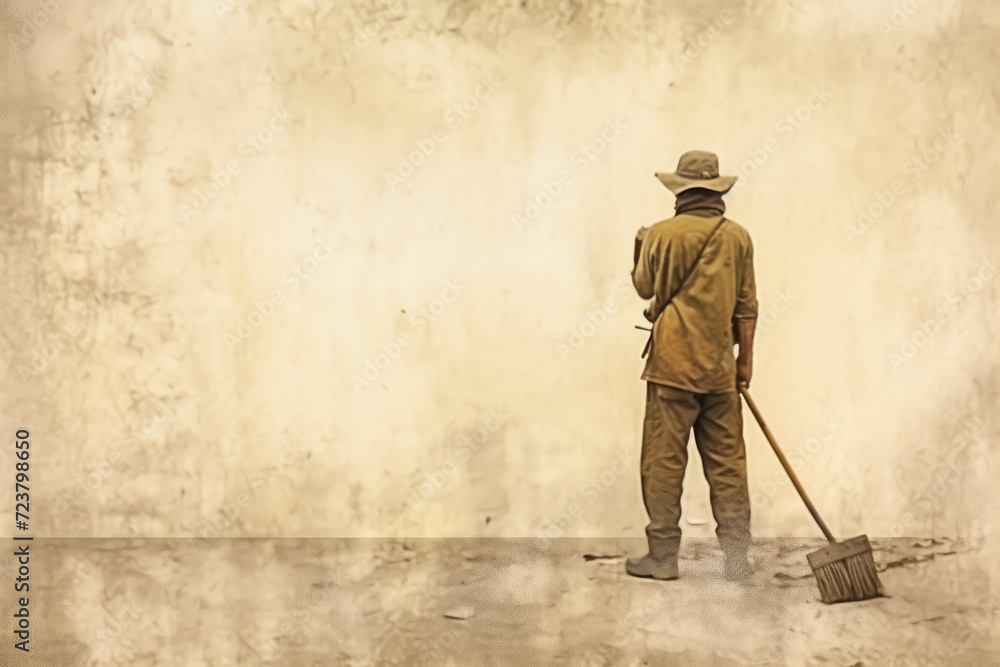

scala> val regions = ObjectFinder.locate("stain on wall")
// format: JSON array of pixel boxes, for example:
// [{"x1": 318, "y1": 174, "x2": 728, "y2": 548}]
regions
[{"x1": 0, "y1": 0, "x2": 997, "y2": 544}]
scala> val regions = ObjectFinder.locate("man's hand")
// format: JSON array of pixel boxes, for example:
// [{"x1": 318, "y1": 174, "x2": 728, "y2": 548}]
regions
[
  {"x1": 643, "y1": 295, "x2": 660, "y2": 323},
  {"x1": 736, "y1": 360, "x2": 752, "y2": 388}
]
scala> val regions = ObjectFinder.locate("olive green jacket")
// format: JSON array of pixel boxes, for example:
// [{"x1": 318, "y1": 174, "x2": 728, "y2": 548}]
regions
[{"x1": 632, "y1": 211, "x2": 757, "y2": 393}]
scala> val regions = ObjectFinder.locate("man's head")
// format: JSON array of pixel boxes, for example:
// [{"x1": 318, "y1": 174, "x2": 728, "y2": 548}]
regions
[{"x1": 655, "y1": 150, "x2": 737, "y2": 196}]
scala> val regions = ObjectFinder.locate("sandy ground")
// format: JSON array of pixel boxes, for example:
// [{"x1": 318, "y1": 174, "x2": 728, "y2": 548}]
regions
[{"x1": 0, "y1": 536, "x2": 996, "y2": 666}]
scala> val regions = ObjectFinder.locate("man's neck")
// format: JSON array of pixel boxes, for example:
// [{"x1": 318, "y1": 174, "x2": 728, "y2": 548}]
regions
[{"x1": 674, "y1": 188, "x2": 726, "y2": 217}]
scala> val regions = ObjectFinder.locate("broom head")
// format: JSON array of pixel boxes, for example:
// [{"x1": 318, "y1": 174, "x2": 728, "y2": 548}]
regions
[{"x1": 806, "y1": 534, "x2": 884, "y2": 604}]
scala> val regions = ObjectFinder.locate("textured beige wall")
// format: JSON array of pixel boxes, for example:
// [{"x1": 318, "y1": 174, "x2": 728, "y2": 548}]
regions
[{"x1": 0, "y1": 0, "x2": 998, "y2": 543}]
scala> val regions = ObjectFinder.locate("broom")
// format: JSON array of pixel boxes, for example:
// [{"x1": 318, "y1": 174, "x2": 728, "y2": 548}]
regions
[{"x1": 738, "y1": 384, "x2": 885, "y2": 604}]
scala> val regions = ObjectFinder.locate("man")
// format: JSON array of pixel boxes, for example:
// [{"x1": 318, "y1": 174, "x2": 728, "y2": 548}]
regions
[{"x1": 626, "y1": 150, "x2": 758, "y2": 581}]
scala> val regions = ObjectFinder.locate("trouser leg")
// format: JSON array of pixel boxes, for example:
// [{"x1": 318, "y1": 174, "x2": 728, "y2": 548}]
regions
[
  {"x1": 641, "y1": 382, "x2": 699, "y2": 559},
  {"x1": 692, "y1": 391, "x2": 751, "y2": 558}
]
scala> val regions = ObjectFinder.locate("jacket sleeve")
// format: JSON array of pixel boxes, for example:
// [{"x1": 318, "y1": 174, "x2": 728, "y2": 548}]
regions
[
  {"x1": 631, "y1": 230, "x2": 656, "y2": 300},
  {"x1": 733, "y1": 235, "x2": 758, "y2": 319}
]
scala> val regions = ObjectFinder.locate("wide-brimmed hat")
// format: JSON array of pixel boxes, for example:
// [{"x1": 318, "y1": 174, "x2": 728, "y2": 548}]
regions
[{"x1": 655, "y1": 150, "x2": 737, "y2": 195}]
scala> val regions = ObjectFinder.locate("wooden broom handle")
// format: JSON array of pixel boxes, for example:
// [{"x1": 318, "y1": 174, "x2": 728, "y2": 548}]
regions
[{"x1": 739, "y1": 384, "x2": 837, "y2": 543}]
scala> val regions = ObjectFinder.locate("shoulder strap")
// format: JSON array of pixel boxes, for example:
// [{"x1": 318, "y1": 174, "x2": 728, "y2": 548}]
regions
[
  {"x1": 667, "y1": 215, "x2": 727, "y2": 305},
  {"x1": 641, "y1": 216, "x2": 728, "y2": 358},
  {"x1": 656, "y1": 215, "x2": 728, "y2": 317}
]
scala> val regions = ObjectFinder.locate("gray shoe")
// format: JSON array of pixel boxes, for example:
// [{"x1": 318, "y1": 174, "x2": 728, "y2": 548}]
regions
[{"x1": 625, "y1": 554, "x2": 679, "y2": 580}]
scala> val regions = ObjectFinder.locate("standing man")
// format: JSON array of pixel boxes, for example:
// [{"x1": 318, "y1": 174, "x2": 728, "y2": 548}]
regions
[{"x1": 626, "y1": 150, "x2": 758, "y2": 581}]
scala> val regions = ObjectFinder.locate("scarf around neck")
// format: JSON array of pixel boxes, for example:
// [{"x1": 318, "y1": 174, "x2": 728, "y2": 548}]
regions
[{"x1": 674, "y1": 187, "x2": 726, "y2": 217}]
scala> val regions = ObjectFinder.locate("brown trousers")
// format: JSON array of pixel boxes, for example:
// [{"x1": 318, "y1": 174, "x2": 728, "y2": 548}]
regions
[{"x1": 640, "y1": 382, "x2": 751, "y2": 559}]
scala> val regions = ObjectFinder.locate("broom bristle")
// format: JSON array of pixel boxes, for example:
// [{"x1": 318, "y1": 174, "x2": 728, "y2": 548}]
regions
[{"x1": 812, "y1": 549, "x2": 884, "y2": 604}]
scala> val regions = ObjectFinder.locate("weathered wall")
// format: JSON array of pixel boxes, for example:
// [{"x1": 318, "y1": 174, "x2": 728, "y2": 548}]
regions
[{"x1": 0, "y1": 0, "x2": 998, "y2": 543}]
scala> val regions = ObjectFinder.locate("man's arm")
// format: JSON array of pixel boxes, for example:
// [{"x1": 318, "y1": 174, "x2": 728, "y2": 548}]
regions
[
  {"x1": 735, "y1": 317, "x2": 757, "y2": 386},
  {"x1": 631, "y1": 226, "x2": 655, "y2": 300},
  {"x1": 633, "y1": 226, "x2": 647, "y2": 265},
  {"x1": 733, "y1": 236, "x2": 758, "y2": 386}
]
